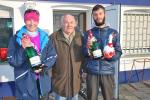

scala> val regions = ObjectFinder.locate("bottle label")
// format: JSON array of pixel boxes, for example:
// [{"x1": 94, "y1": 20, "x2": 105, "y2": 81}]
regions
[
  {"x1": 29, "y1": 56, "x2": 41, "y2": 66},
  {"x1": 93, "y1": 49, "x2": 102, "y2": 58}
]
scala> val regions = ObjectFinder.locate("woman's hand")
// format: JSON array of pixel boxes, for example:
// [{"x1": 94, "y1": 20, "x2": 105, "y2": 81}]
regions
[
  {"x1": 34, "y1": 64, "x2": 44, "y2": 74},
  {"x1": 21, "y1": 35, "x2": 32, "y2": 49}
]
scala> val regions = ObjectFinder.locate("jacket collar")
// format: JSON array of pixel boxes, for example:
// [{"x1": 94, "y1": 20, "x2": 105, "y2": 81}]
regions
[
  {"x1": 93, "y1": 25, "x2": 109, "y2": 32},
  {"x1": 16, "y1": 25, "x2": 49, "y2": 52},
  {"x1": 56, "y1": 29, "x2": 66, "y2": 42},
  {"x1": 56, "y1": 29, "x2": 81, "y2": 42}
]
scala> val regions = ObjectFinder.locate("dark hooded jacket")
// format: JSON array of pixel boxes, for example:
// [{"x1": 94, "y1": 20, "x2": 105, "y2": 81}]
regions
[
  {"x1": 83, "y1": 26, "x2": 122, "y2": 75},
  {"x1": 8, "y1": 26, "x2": 57, "y2": 100}
]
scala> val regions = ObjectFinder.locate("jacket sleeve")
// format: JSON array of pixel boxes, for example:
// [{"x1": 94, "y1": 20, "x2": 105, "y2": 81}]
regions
[
  {"x1": 41, "y1": 36, "x2": 57, "y2": 71},
  {"x1": 106, "y1": 31, "x2": 122, "y2": 61},
  {"x1": 8, "y1": 36, "x2": 27, "y2": 67},
  {"x1": 82, "y1": 32, "x2": 90, "y2": 57}
]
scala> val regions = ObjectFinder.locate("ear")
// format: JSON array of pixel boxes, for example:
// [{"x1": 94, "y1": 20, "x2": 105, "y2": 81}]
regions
[
  {"x1": 105, "y1": 13, "x2": 106, "y2": 17},
  {"x1": 75, "y1": 21, "x2": 77, "y2": 27},
  {"x1": 75, "y1": 23, "x2": 77, "y2": 27}
]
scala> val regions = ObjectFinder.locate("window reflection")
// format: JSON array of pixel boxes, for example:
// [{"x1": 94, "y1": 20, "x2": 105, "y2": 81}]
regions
[{"x1": 0, "y1": 18, "x2": 13, "y2": 62}]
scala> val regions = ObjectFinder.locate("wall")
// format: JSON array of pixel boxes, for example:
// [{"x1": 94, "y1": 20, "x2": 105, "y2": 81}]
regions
[{"x1": 0, "y1": 1, "x2": 98, "y2": 35}]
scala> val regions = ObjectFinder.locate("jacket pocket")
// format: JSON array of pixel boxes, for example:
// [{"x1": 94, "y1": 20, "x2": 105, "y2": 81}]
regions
[
  {"x1": 86, "y1": 60, "x2": 100, "y2": 72},
  {"x1": 100, "y1": 60, "x2": 115, "y2": 72}
]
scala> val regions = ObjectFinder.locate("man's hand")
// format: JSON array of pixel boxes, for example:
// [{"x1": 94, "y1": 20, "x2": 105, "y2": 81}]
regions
[
  {"x1": 103, "y1": 51, "x2": 115, "y2": 59},
  {"x1": 103, "y1": 45, "x2": 115, "y2": 59},
  {"x1": 86, "y1": 38, "x2": 93, "y2": 48},
  {"x1": 34, "y1": 64, "x2": 44, "y2": 74}
]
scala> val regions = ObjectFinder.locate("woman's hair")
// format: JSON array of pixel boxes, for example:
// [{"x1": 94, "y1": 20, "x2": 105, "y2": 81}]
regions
[
  {"x1": 24, "y1": 9, "x2": 40, "y2": 16},
  {"x1": 24, "y1": 9, "x2": 40, "y2": 22}
]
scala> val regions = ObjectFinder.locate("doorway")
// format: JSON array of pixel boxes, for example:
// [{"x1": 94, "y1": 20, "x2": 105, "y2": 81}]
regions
[{"x1": 53, "y1": 10, "x2": 86, "y2": 33}]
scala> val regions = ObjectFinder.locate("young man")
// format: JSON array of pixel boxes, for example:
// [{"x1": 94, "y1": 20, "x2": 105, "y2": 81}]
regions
[
  {"x1": 83, "y1": 5, "x2": 122, "y2": 100},
  {"x1": 8, "y1": 9, "x2": 57, "y2": 100},
  {"x1": 50, "y1": 14, "x2": 83, "y2": 100}
]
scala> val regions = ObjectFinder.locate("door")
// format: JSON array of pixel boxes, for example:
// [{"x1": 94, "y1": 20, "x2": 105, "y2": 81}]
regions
[
  {"x1": 105, "y1": 4, "x2": 121, "y2": 99},
  {"x1": 53, "y1": 10, "x2": 86, "y2": 33}
]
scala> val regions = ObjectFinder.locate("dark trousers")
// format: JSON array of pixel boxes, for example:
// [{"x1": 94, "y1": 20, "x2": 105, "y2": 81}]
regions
[{"x1": 86, "y1": 74, "x2": 114, "y2": 100}]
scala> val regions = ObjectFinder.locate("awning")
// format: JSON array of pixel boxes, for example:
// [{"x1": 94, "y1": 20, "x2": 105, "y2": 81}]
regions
[{"x1": 47, "y1": 0, "x2": 150, "y2": 6}]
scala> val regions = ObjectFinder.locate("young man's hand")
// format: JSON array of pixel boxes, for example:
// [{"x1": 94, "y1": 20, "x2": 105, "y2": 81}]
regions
[
  {"x1": 103, "y1": 51, "x2": 115, "y2": 59},
  {"x1": 86, "y1": 39, "x2": 93, "y2": 48}
]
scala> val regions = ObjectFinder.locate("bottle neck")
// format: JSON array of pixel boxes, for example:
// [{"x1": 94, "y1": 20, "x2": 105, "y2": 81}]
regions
[{"x1": 108, "y1": 34, "x2": 113, "y2": 44}]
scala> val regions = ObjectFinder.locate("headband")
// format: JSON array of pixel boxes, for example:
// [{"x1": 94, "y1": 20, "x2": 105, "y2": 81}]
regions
[{"x1": 24, "y1": 12, "x2": 39, "y2": 22}]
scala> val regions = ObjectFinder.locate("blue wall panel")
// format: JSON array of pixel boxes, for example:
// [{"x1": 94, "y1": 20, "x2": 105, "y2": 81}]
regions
[
  {"x1": 119, "y1": 69, "x2": 150, "y2": 84},
  {"x1": 47, "y1": 0, "x2": 150, "y2": 6}
]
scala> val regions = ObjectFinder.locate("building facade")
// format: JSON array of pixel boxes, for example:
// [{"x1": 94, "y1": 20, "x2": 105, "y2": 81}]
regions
[{"x1": 0, "y1": 0, "x2": 150, "y2": 99}]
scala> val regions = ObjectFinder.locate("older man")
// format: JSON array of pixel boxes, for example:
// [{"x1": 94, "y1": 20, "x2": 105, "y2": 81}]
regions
[{"x1": 50, "y1": 14, "x2": 83, "y2": 100}]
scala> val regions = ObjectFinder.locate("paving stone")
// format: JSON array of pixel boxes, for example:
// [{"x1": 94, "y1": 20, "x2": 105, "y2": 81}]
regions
[
  {"x1": 119, "y1": 81, "x2": 150, "y2": 100},
  {"x1": 124, "y1": 96, "x2": 140, "y2": 100},
  {"x1": 78, "y1": 81, "x2": 150, "y2": 100}
]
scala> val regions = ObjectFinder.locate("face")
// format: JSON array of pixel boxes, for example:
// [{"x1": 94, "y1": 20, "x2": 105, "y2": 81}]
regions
[
  {"x1": 25, "y1": 19, "x2": 39, "y2": 32},
  {"x1": 62, "y1": 15, "x2": 77, "y2": 35},
  {"x1": 92, "y1": 8, "x2": 105, "y2": 26}
]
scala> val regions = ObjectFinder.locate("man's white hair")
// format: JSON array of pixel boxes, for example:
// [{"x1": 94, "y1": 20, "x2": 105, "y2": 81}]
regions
[{"x1": 60, "y1": 14, "x2": 77, "y2": 27}]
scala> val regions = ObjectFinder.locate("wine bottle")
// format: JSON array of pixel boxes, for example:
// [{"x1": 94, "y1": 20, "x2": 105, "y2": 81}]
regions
[
  {"x1": 25, "y1": 46, "x2": 42, "y2": 70},
  {"x1": 103, "y1": 33, "x2": 115, "y2": 57},
  {"x1": 87, "y1": 30, "x2": 102, "y2": 59}
]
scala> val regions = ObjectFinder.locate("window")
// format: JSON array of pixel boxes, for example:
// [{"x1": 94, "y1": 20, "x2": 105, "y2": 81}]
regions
[
  {"x1": 122, "y1": 10, "x2": 150, "y2": 55},
  {"x1": 0, "y1": 18, "x2": 13, "y2": 48}
]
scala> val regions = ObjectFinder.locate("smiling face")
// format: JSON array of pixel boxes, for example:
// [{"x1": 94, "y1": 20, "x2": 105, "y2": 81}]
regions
[
  {"x1": 24, "y1": 9, "x2": 40, "y2": 32},
  {"x1": 61, "y1": 14, "x2": 77, "y2": 35},
  {"x1": 93, "y1": 8, "x2": 105, "y2": 27},
  {"x1": 25, "y1": 19, "x2": 39, "y2": 32}
]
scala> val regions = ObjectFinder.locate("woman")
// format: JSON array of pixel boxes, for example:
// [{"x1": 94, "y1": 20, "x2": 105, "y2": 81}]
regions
[{"x1": 8, "y1": 9, "x2": 57, "y2": 100}]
